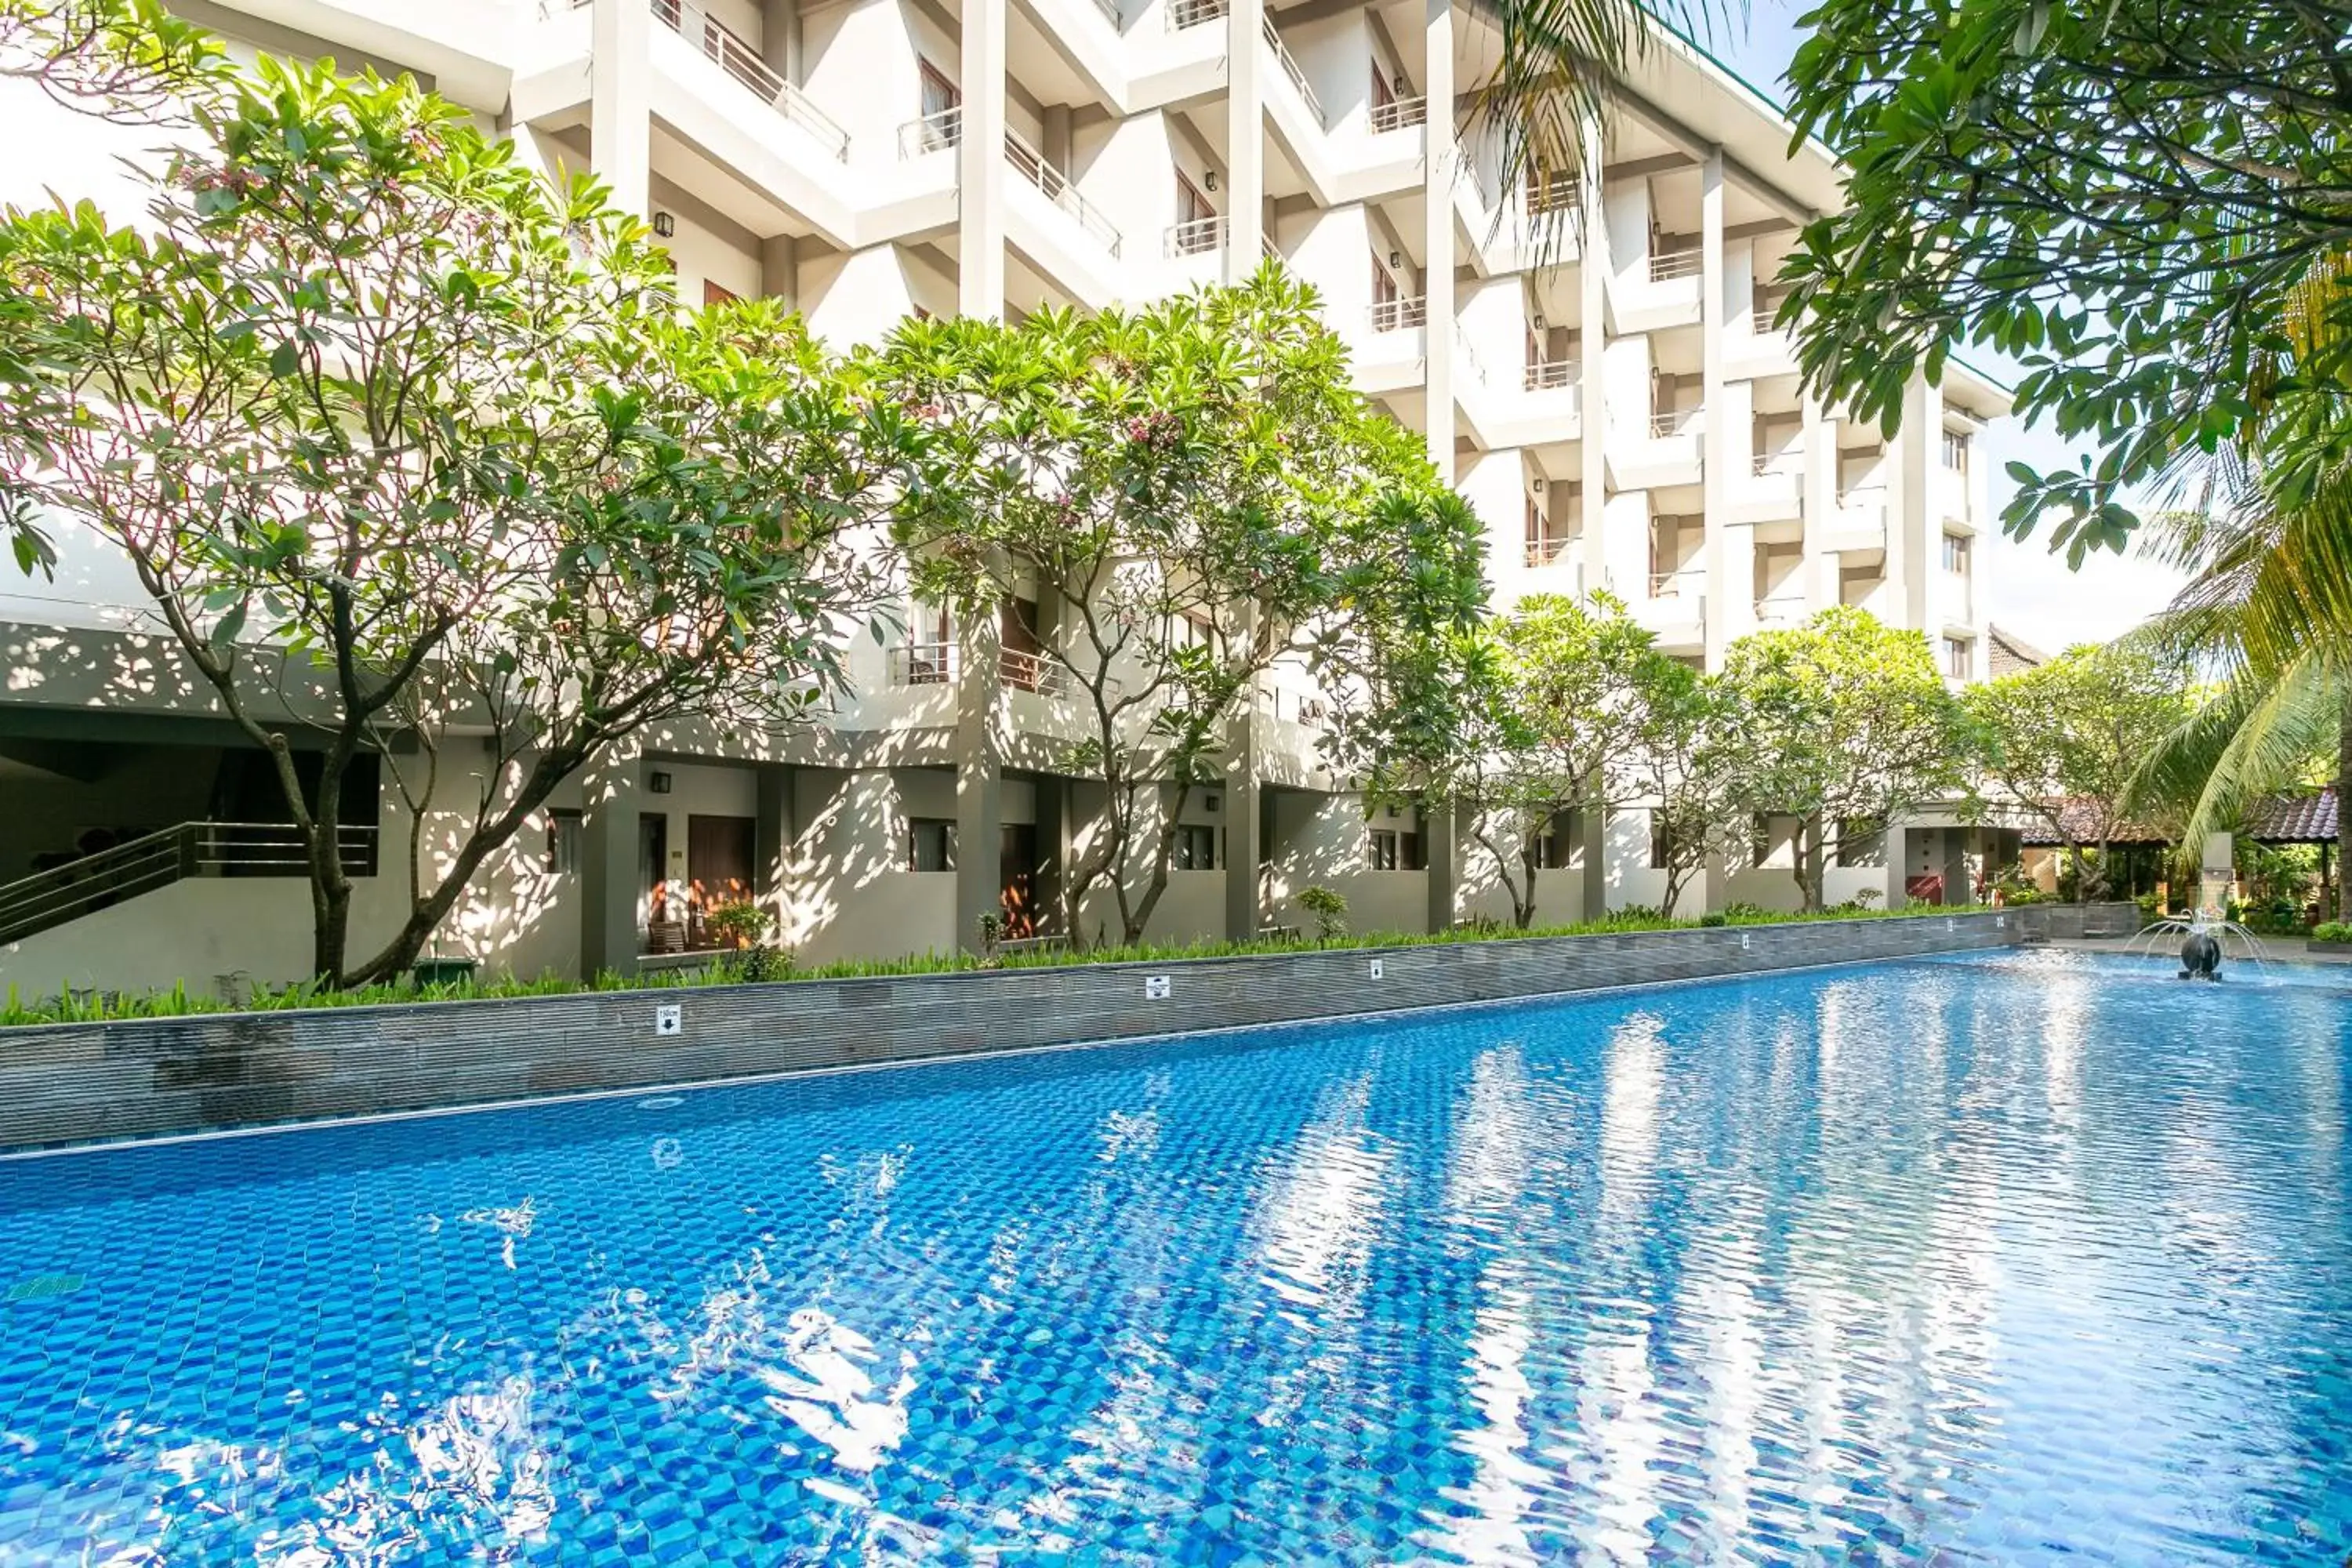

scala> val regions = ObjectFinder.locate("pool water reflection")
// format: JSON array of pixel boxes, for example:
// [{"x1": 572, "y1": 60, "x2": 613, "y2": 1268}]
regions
[{"x1": 0, "y1": 949, "x2": 2345, "y2": 1563}]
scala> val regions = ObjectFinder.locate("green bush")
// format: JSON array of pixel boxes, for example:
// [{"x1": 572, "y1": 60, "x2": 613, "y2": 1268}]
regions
[
  {"x1": 2313, "y1": 921, "x2": 2352, "y2": 944},
  {"x1": 1294, "y1": 885, "x2": 1349, "y2": 943},
  {"x1": 1697, "y1": 913, "x2": 1728, "y2": 927}
]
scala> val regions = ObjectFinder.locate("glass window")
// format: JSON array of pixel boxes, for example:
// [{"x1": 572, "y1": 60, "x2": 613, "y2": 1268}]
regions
[
  {"x1": 906, "y1": 818, "x2": 957, "y2": 872},
  {"x1": 1367, "y1": 829, "x2": 1399, "y2": 871},
  {"x1": 1943, "y1": 532, "x2": 1970, "y2": 575},
  {"x1": 544, "y1": 808, "x2": 583, "y2": 874},
  {"x1": 1944, "y1": 636, "x2": 1973, "y2": 680},
  {"x1": 1174, "y1": 824, "x2": 1218, "y2": 870}
]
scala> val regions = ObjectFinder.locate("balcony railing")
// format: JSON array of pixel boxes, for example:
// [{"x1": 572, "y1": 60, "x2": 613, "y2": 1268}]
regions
[
  {"x1": 1006, "y1": 129, "x2": 1123, "y2": 256},
  {"x1": 1753, "y1": 452, "x2": 1802, "y2": 477},
  {"x1": 1649, "y1": 405, "x2": 1703, "y2": 438},
  {"x1": 1524, "y1": 358, "x2": 1576, "y2": 390},
  {"x1": 652, "y1": 0, "x2": 848, "y2": 161},
  {"x1": 1650, "y1": 567, "x2": 1701, "y2": 597},
  {"x1": 1167, "y1": 0, "x2": 1226, "y2": 28},
  {"x1": 1526, "y1": 534, "x2": 1573, "y2": 568},
  {"x1": 1751, "y1": 306, "x2": 1781, "y2": 336},
  {"x1": 1369, "y1": 94, "x2": 1427, "y2": 132},
  {"x1": 1370, "y1": 296, "x2": 1427, "y2": 332},
  {"x1": 1754, "y1": 594, "x2": 1807, "y2": 626},
  {"x1": 891, "y1": 641, "x2": 956, "y2": 687},
  {"x1": 1167, "y1": 214, "x2": 1225, "y2": 257},
  {"x1": 1649, "y1": 246, "x2": 1702, "y2": 282},
  {"x1": 1262, "y1": 16, "x2": 1325, "y2": 127},
  {"x1": 999, "y1": 647, "x2": 1069, "y2": 696},
  {"x1": 0, "y1": 822, "x2": 380, "y2": 947},
  {"x1": 898, "y1": 105, "x2": 962, "y2": 158}
]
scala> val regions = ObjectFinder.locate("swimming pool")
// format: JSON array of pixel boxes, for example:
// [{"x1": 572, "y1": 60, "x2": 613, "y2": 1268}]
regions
[{"x1": 0, "y1": 949, "x2": 2344, "y2": 1564}]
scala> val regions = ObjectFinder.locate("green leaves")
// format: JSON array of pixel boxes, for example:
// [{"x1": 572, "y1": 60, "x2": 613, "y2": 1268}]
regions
[{"x1": 1777, "y1": 0, "x2": 2352, "y2": 557}]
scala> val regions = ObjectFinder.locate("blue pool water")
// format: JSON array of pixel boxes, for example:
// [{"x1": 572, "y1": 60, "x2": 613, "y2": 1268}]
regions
[{"x1": 0, "y1": 949, "x2": 2347, "y2": 1565}]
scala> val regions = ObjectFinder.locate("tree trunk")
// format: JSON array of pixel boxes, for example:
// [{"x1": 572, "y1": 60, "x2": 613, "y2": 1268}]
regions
[{"x1": 2071, "y1": 842, "x2": 2086, "y2": 906}]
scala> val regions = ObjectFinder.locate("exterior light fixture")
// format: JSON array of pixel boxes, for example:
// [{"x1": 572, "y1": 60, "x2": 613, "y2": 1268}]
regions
[
  {"x1": 1532, "y1": 476, "x2": 1545, "y2": 492},
  {"x1": 1388, "y1": 249, "x2": 1402, "y2": 267},
  {"x1": 1532, "y1": 312, "x2": 1545, "y2": 329},
  {"x1": 649, "y1": 771, "x2": 674, "y2": 794},
  {"x1": 652, "y1": 211, "x2": 677, "y2": 238},
  {"x1": 1204, "y1": 169, "x2": 1220, "y2": 191}
]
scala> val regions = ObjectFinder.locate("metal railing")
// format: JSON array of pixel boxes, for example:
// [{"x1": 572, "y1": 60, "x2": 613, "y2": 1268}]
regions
[
  {"x1": 1751, "y1": 306, "x2": 1781, "y2": 336},
  {"x1": 1369, "y1": 94, "x2": 1428, "y2": 132},
  {"x1": 998, "y1": 647, "x2": 1069, "y2": 697},
  {"x1": 1649, "y1": 405, "x2": 1702, "y2": 437},
  {"x1": 1370, "y1": 296, "x2": 1427, "y2": 332},
  {"x1": 1167, "y1": 0, "x2": 1227, "y2": 27},
  {"x1": 1754, "y1": 594, "x2": 1807, "y2": 626},
  {"x1": 1649, "y1": 568, "x2": 1701, "y2": 597},
  {"x1": 1524, "y1": 357, "x2": 1576, "y2": 390},
  {"x1": 652, "y1": 0, "x2": 849, "y2": 161},
  {"x1": 1649, "y1": 246, "x2": 1702, "y2": 282},
  {"x1": 1262, "y1": 15, "x2": 1324, "y2": 126},
  {"x1": 890, "y1": 641, "x2": 956, "y2": 686},
  {"x1": 1753, "y1": 451, "x2": 1802, "y2": 477},
  {"x1": 0, "y1": 822, "x2": 379, "y2": 947},
  {"x1": 898, "y1": 105, "x2": 963, "y2": 158},
  {"x1": 1005, "y1": 129, "x2": 1123, "y2": 256},
  {"x1": 1525, "y1": 534, "x2": 1573, "y2": 568},
  {"x1": 1167, "y1": 216, "x2": 1225, "y2": 256},
  {"x1": 1262, "y1": 234, "x2": 1282, "y2": 262}
]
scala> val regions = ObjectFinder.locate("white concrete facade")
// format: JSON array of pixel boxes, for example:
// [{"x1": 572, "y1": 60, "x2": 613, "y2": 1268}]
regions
[{"x1": 0, "y1": 0, "x2": 2011, "y2": 996}]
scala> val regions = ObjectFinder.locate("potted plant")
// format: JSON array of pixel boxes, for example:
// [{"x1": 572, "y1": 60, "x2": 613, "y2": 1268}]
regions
[{"x1": 411, "y1": 927, "x2": 478, "y2": 989}]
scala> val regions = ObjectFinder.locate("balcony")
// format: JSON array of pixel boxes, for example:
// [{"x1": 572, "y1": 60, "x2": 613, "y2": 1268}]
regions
[
  {"x1": 1262, "y1": 15, "x2": 1325, "y2": 128},
  {"x1": 1370, "y1": 95, "x2": 1427, "y2": 133},
  {"x1": 1649, "y1": 567, "x2": 1701, "y2": 597},
  {"x1": 1524, "y1": 358, "x2": 1576, "y2": 391},
  {"x1": 1753, "y1": 593, "x2": 1807, "y2": 628},
  {"x1": 890, "y1": 641, "x2": 956, "y2": 687},
  {"x1": 1751, "y1": 306, "x2": 1780, "y2": 336},
  {"x1": 1167, "y1": 214, "x2": 1225, "y2": 257},
  {"x1": 1649, "y1": 246, "x2": 1702, "y2": 283},
  {"x1": 1650, "y1": 405, "x2": 1704, "y2": 438},
  {"x1": 1525, "y1": 534, "x2": 1574, "y2": 569},
  {"x1": 1370, "y1": 296, "x2": 1428, "y2": 332},
  {"x1": 998, "y1": 647, "x2": 1069, "y2": 697},
  {"x1": 898, "y1": 105, "x2": 961, "y2": 158},
  {"x1": 1006, "y1": 129, "x2": 1123, "y2": 256},
  {"x1": 1167, "y1": 0, "x2": 1225, "y2": 28},
  {"x1": 652, "y1": 0, "x2": 848, "y2": 161}
]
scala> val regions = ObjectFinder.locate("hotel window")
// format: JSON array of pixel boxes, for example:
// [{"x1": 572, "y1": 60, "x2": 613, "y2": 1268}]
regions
[
  {"x1": 1943, "y1": 532, "x2": 1970, "y2": 575},
  {"x1": 1648, "y1": 816, "x2": 1672, "y2": 870},
  {"x1": 1367, "y1": 828, "x2": 1426, "y2": 871},
  {"x1": 906, "y1": 818, "x2": 957, "y2": 872},
  {"x1": 543, "y1": 808, "x2": 583, "y2": 874},
  {"x1": 1174, "y1": 824, "x2": 1218, "y2": 870},
  {"x1": 1526, "y1": 496, "x2": 1570, "y2": 567},
  {"x1": 1944, "y1": 636, "x2": 1973, "y2": 680},
  {"x1": 1941, "y1": 428, "x2": 1972, "y2": 474}
]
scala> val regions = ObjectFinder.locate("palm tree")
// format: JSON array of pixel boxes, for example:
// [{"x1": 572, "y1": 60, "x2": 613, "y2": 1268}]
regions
[{"x1": 2125, "y1": 260, "x2": 2352, "y2": 920}]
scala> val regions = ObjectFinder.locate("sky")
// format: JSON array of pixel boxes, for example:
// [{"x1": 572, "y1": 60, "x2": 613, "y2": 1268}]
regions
[{"x1": 1711, "y1": 0, "x2": 2189, "y2": 655}]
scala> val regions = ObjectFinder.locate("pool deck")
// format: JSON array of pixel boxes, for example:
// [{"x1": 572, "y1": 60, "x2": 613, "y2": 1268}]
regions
[{"x1": 2047, "y1": 935, "x2": 2352, "y2": 967}]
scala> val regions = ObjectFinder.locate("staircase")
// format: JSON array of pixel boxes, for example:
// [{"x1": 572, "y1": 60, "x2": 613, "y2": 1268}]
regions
[{"x1": 0, "y1": 823, "x2": 377, "y2": 947}]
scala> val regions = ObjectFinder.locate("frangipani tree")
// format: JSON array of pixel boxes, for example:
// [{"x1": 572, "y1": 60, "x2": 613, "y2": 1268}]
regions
[
  {"x1": 873, "y1": 267, "x2": 1481, "y2": 946},
  {"x1": 0, "y1": 60, "x2": 907, "y2": 983},
  {"x1": 1716, "y1": 607, "x2": 1965, "y2": 910},
  {"x1": 1964, "y1": 642, "x2": 2190, "y2": 901}
]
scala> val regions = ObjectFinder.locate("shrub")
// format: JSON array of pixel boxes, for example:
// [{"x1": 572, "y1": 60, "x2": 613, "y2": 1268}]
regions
[
  {"x1": 1294, "y1": 885, "x2": 1349, "y2": 943},
  {"x1": 2314, "y1": 921, "x2": 2352, "y2": 944},
  {"x1": 1697, "y1": 913, "x2": 1728, "y2": 927},
  {"x1": 702, "y1": 901, "x2": 771, "y2": 950}
]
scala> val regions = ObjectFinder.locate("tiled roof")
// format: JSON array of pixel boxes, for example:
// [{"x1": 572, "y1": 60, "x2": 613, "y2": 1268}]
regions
[
  {"x1": 2019, "y1": 786, "x2": 2339, "y2": 847},
  {"x1": 2017, "y1": 798, "x2": 2171, "y2": 848},
  {"x1": 1987, "y1": 623, "x2": 2050, "y2": 677},
  {"x1": 2241, "y1": 787, "x2": 2339, "y2": 844}
]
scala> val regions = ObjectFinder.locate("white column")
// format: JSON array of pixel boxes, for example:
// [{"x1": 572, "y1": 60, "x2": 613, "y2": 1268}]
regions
[
  {"x1": 590, "y1": 0, "x2": 652, "y2": 216},
  {"x1": 1698, "y1": 147, "x2": 1729, "y2": 666},
  {"x1": 1421, "y1": 0, "x2": 1455, "y2": 481},
  {"x1": 1577, "y1": 111, "x2": 1608, "y2": 597},
  {"x1": 1889, "y1": 372, "x2": 1936, "y2": 632},
  {"x1": 1225, "y1": 0, "x2": 1265, "y2": 278},
  {"x1": 959, "y1": 0, "x2": 1007, "y2": 317},
  {"x1": 1802, "y1": 393, "x2": 1835, "y2": 611}
]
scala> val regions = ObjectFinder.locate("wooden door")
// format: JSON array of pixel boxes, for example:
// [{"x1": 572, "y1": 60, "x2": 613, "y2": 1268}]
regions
[{"x1": 687, "y1": 815, "x2": 756, "y2": 941}]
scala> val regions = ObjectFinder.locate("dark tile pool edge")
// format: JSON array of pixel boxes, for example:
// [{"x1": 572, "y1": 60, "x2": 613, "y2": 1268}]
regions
[{"x1": 0, "y1": 912, "x2": 2029, "y2": 1152}]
